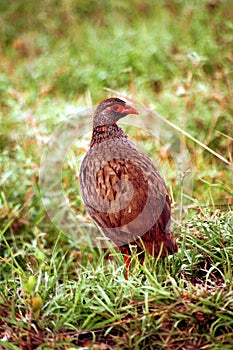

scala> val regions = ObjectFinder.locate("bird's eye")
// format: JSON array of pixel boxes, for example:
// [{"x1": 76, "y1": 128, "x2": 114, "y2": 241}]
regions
[
  {"x1": 112, "y1": 105, "x2": 120, "y2": 111},
  {"x1": 107, "y1": 104, "x2": 124, "y2": 113}
]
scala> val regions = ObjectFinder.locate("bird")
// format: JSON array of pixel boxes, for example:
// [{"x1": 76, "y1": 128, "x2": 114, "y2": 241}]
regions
[{"x1": 79, "y1": 97, "x2": 178, "y2": 279}]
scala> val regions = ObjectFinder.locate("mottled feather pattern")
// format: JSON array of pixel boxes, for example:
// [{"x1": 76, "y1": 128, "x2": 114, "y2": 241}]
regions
[
  {"x1": 80, "y1": 98, "x2": 177, "y2": 279},
  {"x1": 80, "y1": 122, "x2": 177, "y2": 256}
]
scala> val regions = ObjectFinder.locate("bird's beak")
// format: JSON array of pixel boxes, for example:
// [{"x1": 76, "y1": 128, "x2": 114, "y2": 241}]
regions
[{"x1": 123, "y1": 103, "x2": 139, "y2": 116}]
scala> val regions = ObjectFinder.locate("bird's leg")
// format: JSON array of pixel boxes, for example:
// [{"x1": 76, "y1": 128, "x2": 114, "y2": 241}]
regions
[{"x1": 123, "y1": 255, "x2": 131, "y2": 280}]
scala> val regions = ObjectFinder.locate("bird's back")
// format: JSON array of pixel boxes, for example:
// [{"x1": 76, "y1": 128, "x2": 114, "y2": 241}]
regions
[{"x1": 80, "y1": 124, "x2": 177, "y2": 256}]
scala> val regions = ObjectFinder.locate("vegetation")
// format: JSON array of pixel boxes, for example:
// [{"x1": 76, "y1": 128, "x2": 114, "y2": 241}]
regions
[{"x1": 0, "y1": 0, "x2": 232, "y2": 349}]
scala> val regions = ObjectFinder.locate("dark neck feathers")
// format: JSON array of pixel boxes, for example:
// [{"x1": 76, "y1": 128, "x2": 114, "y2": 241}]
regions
[{"x1": 90, "y1": 124, "x2": 128, "y2": 148}]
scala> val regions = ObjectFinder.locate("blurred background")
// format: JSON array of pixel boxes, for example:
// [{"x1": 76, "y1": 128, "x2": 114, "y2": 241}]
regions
[{"x1": 1, "y1": 0, "x2": 232, "y2": 206}]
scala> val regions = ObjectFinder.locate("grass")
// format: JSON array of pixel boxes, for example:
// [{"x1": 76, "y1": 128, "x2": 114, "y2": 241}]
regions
[
  {"x1": 1, "y1": 211, "x2": 233, "y2": 349},
  {"x1": 0, "y1": 0, "x2": 233, "y2": 349}
]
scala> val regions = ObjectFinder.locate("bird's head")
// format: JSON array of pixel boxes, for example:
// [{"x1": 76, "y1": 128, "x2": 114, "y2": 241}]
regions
[{"x1": 93, "y1": 98, "x2": 138, "y2": 128}]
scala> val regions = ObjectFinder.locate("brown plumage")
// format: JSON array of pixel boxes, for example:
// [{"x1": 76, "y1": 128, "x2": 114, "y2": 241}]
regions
[{"x1": 79, "y1": 98, "x2": 177, "y2": 279}]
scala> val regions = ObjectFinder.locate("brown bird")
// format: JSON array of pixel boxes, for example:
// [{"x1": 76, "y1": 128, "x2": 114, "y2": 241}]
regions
[{"x1": 79, "y1": 98, "x2": 177, "y2": 279}]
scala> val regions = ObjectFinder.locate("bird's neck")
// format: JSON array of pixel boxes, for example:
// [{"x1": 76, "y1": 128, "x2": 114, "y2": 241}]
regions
[{"x1": 90, "y1": 124, "x2": 128, "y2": 148}]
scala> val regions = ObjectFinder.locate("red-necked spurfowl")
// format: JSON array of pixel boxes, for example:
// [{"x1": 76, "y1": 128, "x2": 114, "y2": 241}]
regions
[{"x1": 79, "y1": 98, "x2": 177, "y2": 279}]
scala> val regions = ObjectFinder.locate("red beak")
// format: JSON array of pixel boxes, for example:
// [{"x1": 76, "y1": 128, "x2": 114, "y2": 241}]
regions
[{"x1": 122, "y1": 103, "x2": 139, "y2": 116}]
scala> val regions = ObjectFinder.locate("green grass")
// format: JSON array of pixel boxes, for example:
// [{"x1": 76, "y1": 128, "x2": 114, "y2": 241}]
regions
[
  {"x1": 1, "y1": 0, "x2": 233, "y2": 349},
  {"x1": 1, "y1": 211, "x2": 233, "y2": 349}
]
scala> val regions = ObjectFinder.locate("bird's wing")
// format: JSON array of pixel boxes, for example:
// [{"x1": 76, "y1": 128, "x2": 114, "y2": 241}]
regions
[
  {"x1": 80, "y1": 146, "x2": 171, "y2": 247},
  {"x1": 134, "y1": 193, "x2": 178, "y2": 256}
]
